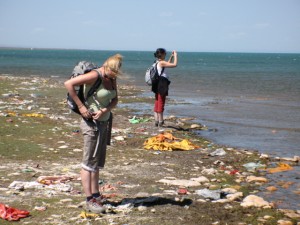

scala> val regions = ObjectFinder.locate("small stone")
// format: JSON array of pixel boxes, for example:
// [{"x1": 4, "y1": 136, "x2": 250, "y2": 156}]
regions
[
  {"x1": 58, "y1": 145, "x2": 69, "y2": 149},
  {"x1": 190, "y1": 124, "x2": 201, "y2": 129},
  {"x1": 60, "y1": 198, "x2": 73, "y2": 203},
  {"x1": 277, "y1": 220, "x2": 293, "y2": 225},
  {"x1": 266, "y1": 186, "x2": 277, "y2": 192},
  {"x1": 137, "y1": 206, "x2": 147, "y2": 211}
]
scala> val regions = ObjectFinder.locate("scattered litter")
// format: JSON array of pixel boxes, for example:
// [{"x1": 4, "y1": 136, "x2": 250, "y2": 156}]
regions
[
  {"x1": 129, "y1": 116, "x2": 150, "y2": 124},
  {"x1": 9, "y1": 179, "x2": 73, "y2": 192},
  {"x1": 144, "y1": 132, "x2": 200, "y2": 151},
  {"x1": 80, "y1": 211, "x2": 100, "y2": 219},
  {"x1": 153, "y1": 151, "x2": 161, "y2": 155},
  {"x1": 37, "y1": 175, "x2": 75, "y2": 185},
  {"x1": 209, "y1": 148, "x2": 227, "y2": 156},
  {"x1": 114, "y1": 136, "x2": 125, "y2": 141},
  {"x1": 267, "y1": 163, "x2": 293, "y2": 173},
  {"x1": 99, "y1": 184, "x2": 118, "y2": 192},
  {"x1": 0, "y1": 203, "x2": 30, "y2": 221},
  {"x1": 21, "y1": 113, "x2": 45, "y2": 118},
  {"x1": 177, "y1": 187, "x2": 188, "y2": 195},
  {"x1": 243, "y1": 162, "x2": 265, "y2": 171},
  {"x1": 195, "y1": 188, "x2": 224, "y2": 200}
]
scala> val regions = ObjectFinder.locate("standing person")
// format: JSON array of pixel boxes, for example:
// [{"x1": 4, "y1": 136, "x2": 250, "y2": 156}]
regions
[
  {"x1": 64, "y1": 54, "x2": 123, "y2": 213},
  {"x1": 152, "y1": 48, "x2": 178, "y2": 127}
]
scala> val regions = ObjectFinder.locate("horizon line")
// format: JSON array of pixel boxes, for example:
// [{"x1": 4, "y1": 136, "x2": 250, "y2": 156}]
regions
[{"x1": 0, "y1": 46, "x2": 299, "y2": 54}]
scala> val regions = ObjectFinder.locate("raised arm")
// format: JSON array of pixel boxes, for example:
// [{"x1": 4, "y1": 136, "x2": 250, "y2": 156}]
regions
[{"x1": 160, "y1": 51, "x2": 178, "y2": 68}]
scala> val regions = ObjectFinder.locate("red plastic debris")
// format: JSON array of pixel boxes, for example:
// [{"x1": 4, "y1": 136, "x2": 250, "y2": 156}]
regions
[
  {"x1": 230, "y1": 169, "x2": 239, "y2": 175},
  {"x1": 177, "y1": 188, "x2": 188, "y2": 195},
  {"x1": 0, "y1": 203, "x2": 30, "y2": 221}
]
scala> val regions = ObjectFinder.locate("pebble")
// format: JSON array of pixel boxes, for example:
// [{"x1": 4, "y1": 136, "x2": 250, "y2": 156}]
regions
[
  {"x1": 137, "y1": 206, "x2": 147, "y2": 211},
  {"x1": 58, "y1": 145, "x2": 69, "y2": 149},
  {"x1": 60, "y1": 198, "x2": 73, "y2": 203},
  {"x1": 277, "y1": 220, "x2": 294, "y2": 225}
]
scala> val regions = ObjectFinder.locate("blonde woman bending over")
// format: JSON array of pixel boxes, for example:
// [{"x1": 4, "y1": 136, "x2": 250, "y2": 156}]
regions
[{"x1": 64, "y1": 54, "x2": 123, "y2": 213}]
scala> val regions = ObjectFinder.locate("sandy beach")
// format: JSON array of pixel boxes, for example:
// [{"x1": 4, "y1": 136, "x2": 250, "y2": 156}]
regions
[{"x1": 0, "y1": 75, "x2": 299, "y2": 225}]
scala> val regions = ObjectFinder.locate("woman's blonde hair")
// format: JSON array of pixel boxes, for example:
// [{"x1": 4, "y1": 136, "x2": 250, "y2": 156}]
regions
[{"x1": 103, "y1": 54, "x2": 123, "y2": 76}]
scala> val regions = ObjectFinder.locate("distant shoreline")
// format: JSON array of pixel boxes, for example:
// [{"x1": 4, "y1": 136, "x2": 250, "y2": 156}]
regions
[{"x1": 1, "y1": 46, "x2": 299, "y2": 54}]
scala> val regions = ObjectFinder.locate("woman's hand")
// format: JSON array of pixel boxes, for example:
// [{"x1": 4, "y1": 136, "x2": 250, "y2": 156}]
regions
[
  {"x1": 79, "y1": 105, "x2": 92, "y2": 119},
  {"x1": 91, "y1": 109, "x2": 105, "y2": 120}
]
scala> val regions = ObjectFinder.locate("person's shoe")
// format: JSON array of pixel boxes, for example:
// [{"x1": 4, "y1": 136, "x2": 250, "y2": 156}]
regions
[
  {"x1": 158, "y1": 121, "x2": 164, "y2": 127},
  {"x1": 86, "y1": 198, "x2": 106, "y2": 214},
  {"x1": 155, "y1": 121, "x2": 159, "y2": 127},
  {"x1": 94, "y1": 195, "x2": 107, "y2": 204}
]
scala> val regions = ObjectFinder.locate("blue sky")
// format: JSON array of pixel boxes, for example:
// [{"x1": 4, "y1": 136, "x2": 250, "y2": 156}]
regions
[{"x1": 0, "y1": 0, "x2": 299, "y2": 53}]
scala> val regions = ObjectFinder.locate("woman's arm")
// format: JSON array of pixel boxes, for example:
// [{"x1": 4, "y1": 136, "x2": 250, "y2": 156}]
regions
[
  {"x1": 64, "y1": 70, "x2": 99, "y2": 117},
  {"x1": 160, "y1": 51, "x2": 178, "y2": 68}
]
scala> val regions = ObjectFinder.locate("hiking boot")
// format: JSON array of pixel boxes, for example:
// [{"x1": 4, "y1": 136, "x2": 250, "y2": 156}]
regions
[
  {"x1": 155, "y1": 121, "x2": 159, "y2": 127},
  {"x1": 86, "y1": 199, "x2": 106, "y2": 214}
]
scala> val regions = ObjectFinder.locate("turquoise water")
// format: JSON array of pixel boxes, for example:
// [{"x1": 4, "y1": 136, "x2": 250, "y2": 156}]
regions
[
  {"x1": 1, "y1": 48, "x2": 300, "y2": 210},
  {"x1": 1, "y1": 48, "x2": 299, "y2": 156}
]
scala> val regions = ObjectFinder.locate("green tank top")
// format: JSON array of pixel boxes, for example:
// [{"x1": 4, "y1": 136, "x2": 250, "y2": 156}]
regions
[{"x1": 84, "y1": 80, "x2": 117, "y2": 121}]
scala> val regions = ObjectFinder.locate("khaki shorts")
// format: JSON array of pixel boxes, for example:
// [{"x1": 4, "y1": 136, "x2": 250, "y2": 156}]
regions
[{"x1": 80, "y1": 119, "x2": 108, "y2": 172}]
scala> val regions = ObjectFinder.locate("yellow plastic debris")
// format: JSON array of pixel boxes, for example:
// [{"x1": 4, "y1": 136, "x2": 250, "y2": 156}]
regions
[
  {"x1": 21, "y1": 113, "x2": 45, "y2": 118},
  {"x1": 5, "y1": 111, "x2": 45, "y2": 118},
  {"x1": 267, "y1": 163, "x2": 293, "y2": 173},
  {"x1": 143, "y1": 132, "x2": 200, "y2": 151},
  {"x1": 80, "y1": 211, "x2": 100, "y2": 219}
]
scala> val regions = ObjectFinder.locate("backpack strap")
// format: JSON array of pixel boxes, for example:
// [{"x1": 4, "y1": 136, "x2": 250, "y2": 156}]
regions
[
  {"x1": 155, "y1": 61, "x2": 165, "y2": 76},
  {"x1": 83, "y1": 69, "x2": 102, "y2": 106}
]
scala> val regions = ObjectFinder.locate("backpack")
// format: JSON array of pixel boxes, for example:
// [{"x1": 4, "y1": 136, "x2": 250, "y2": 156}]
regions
[
  {"x1": 145, "y1": 61, "x2": 165, "y2": 86},
  {"x1": 66, "y1": 61, "x2": 102, "y2": 114}
]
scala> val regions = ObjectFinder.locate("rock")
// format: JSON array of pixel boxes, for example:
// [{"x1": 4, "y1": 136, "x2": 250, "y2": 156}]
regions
[
  {"x1": 259, "y1": 154, "x2": 269, "y2": 159},
  {"x1": 190, "y1": 124, "x2": 201, "y2": 129},
  {"x1": 221, "y1": 188, "x2": 238, "y2": 194},
  {"x1": 58, "y1": 145, "x2": 69, "y2": 149},
  {"x1": 240, "y1": 195, "x2": 271, "y2": 208},
  {"x1": 263, "y1": 215, "x2": 274, "y2": 220},
  {"x1": 135, "y1": 192, "x2": 150, "y2": 198},
  {"x1": 277, "y1": 220, "x2": 294, "y2": 225},
  {"x1": 137, "y1": 206, "x2": 147, "y2": 211},
  {"x1": 226, "y1": 192, "x2": 243, "y2": 201},
  {"x1": 190, "y1": 176, "x2": 209, "y2": 183},
  {"x1": 158, "y1": 179, "x2": 201, "y2": 187},
  {"x1": 246, "y1": 176, "x2": 268, "y2": 183},
  {"x1": 60, "y1": 198, "x2": 73, "y2": 203},
  {"x1": 280, "y1": 156, "x2": 300, "y2": 162},
  {"x1": 279, "y1": 209, "x2": 300, "y2": 219},
  {"x1": 201, "y1": 168, "x2": 218, "y2": 175},
  {"x1": 266, "y1": 186, "x2": 277, "y2": 192}
]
